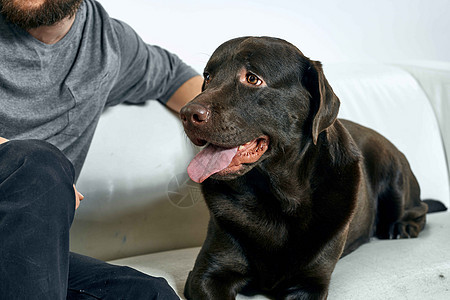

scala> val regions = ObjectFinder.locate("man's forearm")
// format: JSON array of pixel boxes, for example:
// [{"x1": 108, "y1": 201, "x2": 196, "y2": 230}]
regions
[
  {"x1": 165, "y1": 75, "x2": 203, "y2": 113},
  {"x1": 0, "y1": 137, "x2": 8, "y2": 144}
]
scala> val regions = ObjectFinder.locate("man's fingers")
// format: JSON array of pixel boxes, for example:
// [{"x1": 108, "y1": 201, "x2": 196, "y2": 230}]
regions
[{"x1": 73, "y1": 185, "x2": 84, "y2": 210}]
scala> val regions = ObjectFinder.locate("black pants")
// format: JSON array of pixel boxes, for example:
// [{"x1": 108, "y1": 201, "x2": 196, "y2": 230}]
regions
[{"x1": 0, "y1": 140, "x2": 179, "y2": 299}]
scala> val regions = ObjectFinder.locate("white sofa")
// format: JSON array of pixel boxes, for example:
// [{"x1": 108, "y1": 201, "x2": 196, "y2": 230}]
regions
[{"x1": 72, "y1": 62, "x2": 450, "y2": 299}]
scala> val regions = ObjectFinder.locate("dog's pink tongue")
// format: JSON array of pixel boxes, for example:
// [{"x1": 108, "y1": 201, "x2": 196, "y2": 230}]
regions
[{"x1": 188, "y1": 144, "x2": 238, "y2": 183}]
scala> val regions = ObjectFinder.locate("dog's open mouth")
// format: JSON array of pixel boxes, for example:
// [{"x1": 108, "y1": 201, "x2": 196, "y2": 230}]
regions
[{"x1": 187, "y1": 136, "x2": 269, "y2": 183}]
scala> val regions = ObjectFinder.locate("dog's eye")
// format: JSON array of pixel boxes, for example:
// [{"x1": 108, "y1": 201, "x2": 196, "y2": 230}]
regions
[
  {"x1": 203, "y1": 72, "x2": 211, "y2": 84},
  {"x1": 246, "y1": 73, "x2": 262, "y2": 86}
]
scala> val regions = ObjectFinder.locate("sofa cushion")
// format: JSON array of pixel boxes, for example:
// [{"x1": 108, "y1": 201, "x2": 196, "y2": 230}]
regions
[{"x1": 109, "y1": 211, "x2": 450, "y2": 299}]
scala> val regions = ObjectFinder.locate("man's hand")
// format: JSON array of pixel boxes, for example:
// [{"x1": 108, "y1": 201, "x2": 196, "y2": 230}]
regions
[
  {"x1": 0, "y1": 137, "x2": 9, "y2": 144},
  {"x1": 73, "y1": 185, "x2": 84, "y2": 210}
]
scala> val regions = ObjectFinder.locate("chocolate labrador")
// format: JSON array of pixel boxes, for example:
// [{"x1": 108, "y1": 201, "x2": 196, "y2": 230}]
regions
[{"x1": 180, "y1": 36, "x2": 446, "y2": 300}]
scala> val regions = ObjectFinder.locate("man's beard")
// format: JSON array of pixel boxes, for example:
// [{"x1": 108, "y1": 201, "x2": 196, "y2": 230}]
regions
[{"x1": 0, "y1": 0, "x2": 83, "y2": 30}]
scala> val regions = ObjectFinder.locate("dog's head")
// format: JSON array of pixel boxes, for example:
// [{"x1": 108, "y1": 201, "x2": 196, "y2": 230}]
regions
[{"x1": 181, "y1": 37, "x2": 340, "y2": 183}]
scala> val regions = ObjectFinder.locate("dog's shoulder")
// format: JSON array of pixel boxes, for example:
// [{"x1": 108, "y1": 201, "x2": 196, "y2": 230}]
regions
[{"x1": 320, "y1": 119, "x2": 362, "y2": 168}]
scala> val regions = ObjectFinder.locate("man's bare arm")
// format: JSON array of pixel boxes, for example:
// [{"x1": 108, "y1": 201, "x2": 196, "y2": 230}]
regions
[
  {"x1": 0, "y1": 137, "x2": 8, "y2": 144},
  {"x1": 165, "y1": 75, "x2": 203, "y2": 113}
]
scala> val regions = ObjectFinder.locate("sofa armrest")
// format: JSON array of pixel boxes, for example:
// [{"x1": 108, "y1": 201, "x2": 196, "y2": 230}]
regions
[
  {"x1": 395, "y1": 61, "x2": 450, "y2": 187},
  {"x1": 325, "y1": 63, "x2": 449, "y2": 207}
]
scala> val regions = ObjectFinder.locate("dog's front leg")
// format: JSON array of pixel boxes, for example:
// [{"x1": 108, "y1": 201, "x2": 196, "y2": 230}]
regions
[
  {"x1": 184, "y1": 226, "x2": 250, "y2": 300},
  {"x1": 184, "y1": 267, "x2": 249, "y2": 300},
  {"x1": 277, "y1": 227, "x2": 350, "y2": 300}
]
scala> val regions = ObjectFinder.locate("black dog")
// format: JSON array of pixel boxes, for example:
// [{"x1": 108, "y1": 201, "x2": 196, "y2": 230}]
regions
[{"x1": 180, "y1": 36, "x2": 445, "y2": 300}]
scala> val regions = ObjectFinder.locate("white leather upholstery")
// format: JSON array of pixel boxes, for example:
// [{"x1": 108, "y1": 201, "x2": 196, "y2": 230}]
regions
[
  {"x1": 327, "y1": 63, "x2": 449, "y2": 205},
  {"x1": 72, "y1": 103, "x2": 208, "y2": 260}
]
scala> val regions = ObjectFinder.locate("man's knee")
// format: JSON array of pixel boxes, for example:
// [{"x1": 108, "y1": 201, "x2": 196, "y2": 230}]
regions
[
  {"x1": 0, "y1": 139, "x2": 76, "y2": 215},
  {"x1": 0, "y1": 139, "x2": 75, "y2": 185}
]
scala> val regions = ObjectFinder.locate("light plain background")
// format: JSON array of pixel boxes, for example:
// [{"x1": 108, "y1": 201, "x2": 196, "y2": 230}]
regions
[{"x1": 99, "y1": 0, "x2": 450, "y2": 73}]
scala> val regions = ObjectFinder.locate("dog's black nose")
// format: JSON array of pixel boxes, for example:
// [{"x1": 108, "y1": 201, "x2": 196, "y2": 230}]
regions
[{"x1": 180, "y1": 103, "x2": 211, "y2": 126}]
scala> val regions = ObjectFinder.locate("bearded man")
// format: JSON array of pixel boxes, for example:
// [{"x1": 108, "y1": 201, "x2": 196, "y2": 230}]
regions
[{"x1": 0, "y1": 0, "x2": 202, "y2": 298}]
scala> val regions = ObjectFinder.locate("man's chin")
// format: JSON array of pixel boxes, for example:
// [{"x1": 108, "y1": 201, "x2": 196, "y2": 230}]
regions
[{"x1": 0, "y1": 0, "x2": 83, "y2": 30}]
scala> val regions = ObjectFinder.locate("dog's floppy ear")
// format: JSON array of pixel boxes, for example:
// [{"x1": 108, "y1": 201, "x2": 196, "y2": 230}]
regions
[{"x1": 303, "y1": 60, "x2": 340, "y2": 145}]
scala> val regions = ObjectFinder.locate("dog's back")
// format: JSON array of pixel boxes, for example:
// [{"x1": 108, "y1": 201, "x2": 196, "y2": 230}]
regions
[{"x1": 340, "y1": 119, "x2": 428, "y2": 253}]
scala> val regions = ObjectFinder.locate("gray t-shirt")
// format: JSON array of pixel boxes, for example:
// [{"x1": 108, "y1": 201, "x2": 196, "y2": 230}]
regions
[{"x1": 0, "y1": 0, "x2": 198, "y2": 180}]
